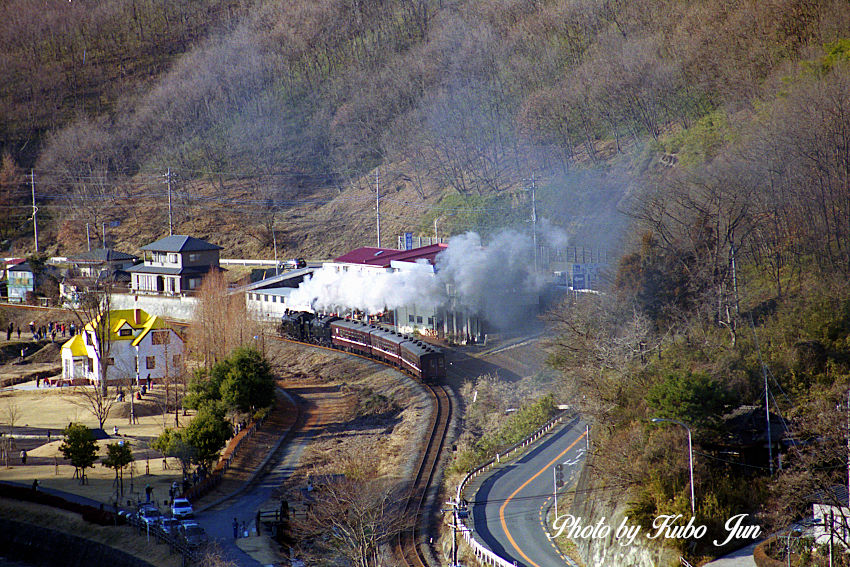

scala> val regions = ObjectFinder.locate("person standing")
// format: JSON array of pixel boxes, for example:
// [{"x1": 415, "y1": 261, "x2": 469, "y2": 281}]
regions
[
  {"x1": 20, "y1": 450, "x2": 26, "y2": 465},
  {"x1": 6, "y1": 322, "x2": 12, "y2": 341},
  {"x1": 233, "y1": 518, "x2": 239, "y2": 539}
]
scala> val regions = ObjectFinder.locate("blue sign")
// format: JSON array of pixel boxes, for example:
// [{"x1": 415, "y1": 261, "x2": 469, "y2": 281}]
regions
[{"x1": 404, "y1": 232, "x2": 413, "y2": 250}]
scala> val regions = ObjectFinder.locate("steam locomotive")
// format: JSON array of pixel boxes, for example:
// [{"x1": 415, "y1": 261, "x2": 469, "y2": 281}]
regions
[{"x1": 278, "y1": 311, "x2": 446, "y2": 382}]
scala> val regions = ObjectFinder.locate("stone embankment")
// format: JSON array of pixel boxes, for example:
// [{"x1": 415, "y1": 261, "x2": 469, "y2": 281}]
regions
[{"x1": 568, "y1": 465, "x2": 678, "y2": 567}]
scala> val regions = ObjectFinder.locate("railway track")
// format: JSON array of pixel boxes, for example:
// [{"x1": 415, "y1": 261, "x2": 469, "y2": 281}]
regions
[
  {"x1": 397, "y1": 382, "x2": 453, "y2": 567},
  {"x1": 251, "y1": 332, "x2": 455, "y2": 565}
]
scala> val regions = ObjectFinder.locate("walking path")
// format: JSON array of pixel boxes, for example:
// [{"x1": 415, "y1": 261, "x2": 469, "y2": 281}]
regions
[{"x1": 192, "y1": 383, "x2": 349, "y2": 566}]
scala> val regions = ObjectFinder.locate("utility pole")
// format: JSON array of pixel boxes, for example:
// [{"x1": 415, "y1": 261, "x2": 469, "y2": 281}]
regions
[
  {"x1": 166, "y1": 167, "x2": 173, "y2": 236},
  {"x1": 272, "y1": 229, "x2": 279, "y2": 276},
  {"x1": 765, "y1": 365, "x2": 773, "y2": 475},
  {"x1": 375, "y1": 169, "x2": 381, "y2": 247},
  {"x1": 30, "y1": 170, "x2": 38, "y2": 253},
  {"x1": 102, "y1": 222, "x2": 106, "y2": 247},
  {"x1": 529, "y1": 174, "x2": 538, "y2": 272},
  {"x1": 553, "y1": 465, "x2": 559, "y2": 520},
  {"x1": 86, "y1": 223, "x2": 91, "y2": 251},
  {"x1": 752, "y1": 322, "x2": 774, "y2": 475}
]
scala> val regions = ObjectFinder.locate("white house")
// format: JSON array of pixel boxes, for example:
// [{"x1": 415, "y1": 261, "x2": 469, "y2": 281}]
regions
[{"x1": 60, "y1": 308, "x2": 183, "y2": 386}]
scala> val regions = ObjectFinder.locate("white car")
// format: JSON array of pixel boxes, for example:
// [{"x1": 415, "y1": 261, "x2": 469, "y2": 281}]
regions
[{"x1": 171, "y1": 498, "x2": 194, "y2": 519}]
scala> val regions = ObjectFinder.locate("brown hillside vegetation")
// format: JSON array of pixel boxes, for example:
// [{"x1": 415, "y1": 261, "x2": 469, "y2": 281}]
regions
[{"x1": 0, "y1": 0, "x2": 847, "y2": 257}]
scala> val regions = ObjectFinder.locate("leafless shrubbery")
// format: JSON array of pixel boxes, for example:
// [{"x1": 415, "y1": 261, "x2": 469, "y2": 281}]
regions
[{"x1": 295, "y1": 453, "x2": 411, "y2": 567}]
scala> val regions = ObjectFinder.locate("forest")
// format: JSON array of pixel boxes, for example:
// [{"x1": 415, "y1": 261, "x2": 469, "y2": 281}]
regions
[{"x1": 2, "y1": 1, "x2": 850, "y2": 561}]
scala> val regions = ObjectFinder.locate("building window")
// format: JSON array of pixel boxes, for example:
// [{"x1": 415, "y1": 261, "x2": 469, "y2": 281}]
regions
[
  {"x1": 167, "y1": 253, "x2": 178, "y2": 263},
  {"x1": 189, "y1": 253, "x2": 199, "y2": 262},
  {"x1": 119, "y1": 328, "x2": 133, "y2": 337},
  {"x1": 188, "y1": 277, "x2": 200, "y2": 290},
  {"x1": 272, "y1": 296, "x2": 277, "y2": 303},
  {"x1": 151, "y1": 330, "x2": 170, "y2": 345},
  {"x1": 173, "y1": 354, "x2": 181, "y2": 368},
  {"x1": 107, "y1": 357, "x2": 115, "y2": 366},
  {"x1": 416, "y1": 316, "x2": 423, "y2": 323},
  {"x1": 146, "y1": 356, "x2": 156, "y2": 369},
  {"x1": 428, "y1": 317, "x2": 434, "y2": 325},
  {"x1": 409, "y1": 315, "x2": 415, "y2": 323}
]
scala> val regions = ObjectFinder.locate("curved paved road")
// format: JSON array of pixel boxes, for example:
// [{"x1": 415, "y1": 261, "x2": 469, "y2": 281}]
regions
[{"x1": 471, "y1": 417, "x2": 587, "y2": 567}]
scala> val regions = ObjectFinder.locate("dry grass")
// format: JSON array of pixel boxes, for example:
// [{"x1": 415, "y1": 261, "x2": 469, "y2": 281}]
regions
[{"x1": 0, "y1": 387, "x2": 190, "y2": 507}]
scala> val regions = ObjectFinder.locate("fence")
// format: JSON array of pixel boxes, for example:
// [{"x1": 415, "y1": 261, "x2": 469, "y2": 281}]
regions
[
  {"x1": 454, "y1": 411, "x2": 574, "y2": 566},
  {"x1": 184, "y1": 414, "x2": 267, "y2": 501}
]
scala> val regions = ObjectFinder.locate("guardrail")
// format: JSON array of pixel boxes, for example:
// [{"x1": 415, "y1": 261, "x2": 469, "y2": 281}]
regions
[{"x1": 454, "y1": 410, "x2": 574, "y2": 567}]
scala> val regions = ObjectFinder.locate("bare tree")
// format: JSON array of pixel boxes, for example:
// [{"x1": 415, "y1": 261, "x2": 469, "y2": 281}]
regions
[
  {"x1": 189, "y1": 270, "x2": 261, "y2": 371},
  {"x1": 70, "y1": 384, "x2": 117, "y2": 431},
  {"x1": 296, "y1": 459, "x2": 411, "y2": 567},
  {"x1": 1, "y1": 398, "x2": 20, "y2": 468}
]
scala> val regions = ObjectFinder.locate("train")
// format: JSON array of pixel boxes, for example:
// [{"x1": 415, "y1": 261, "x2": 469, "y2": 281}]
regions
[{"x1": 278, "y1": 310, "x2": 446, "y2": 382}]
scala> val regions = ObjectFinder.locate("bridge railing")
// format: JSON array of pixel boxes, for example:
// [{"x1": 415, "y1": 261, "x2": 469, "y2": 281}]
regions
[{"x1": 454, "y1": 410, "x2": 575, "y2": 566}]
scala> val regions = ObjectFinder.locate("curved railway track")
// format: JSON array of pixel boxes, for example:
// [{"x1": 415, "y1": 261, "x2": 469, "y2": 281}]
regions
[
  {"x1": 397, "y1": 382, "x2": 453, "y2": 567},
  {"x1": 221, "y1": 331, "x2": 454, "y2": 566}
]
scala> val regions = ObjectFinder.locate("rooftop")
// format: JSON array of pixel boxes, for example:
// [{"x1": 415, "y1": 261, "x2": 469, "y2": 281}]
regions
[
  {"x1": 140, "y1": 235, "x2": 223, "y2": 253},
  {"x1": 334, "y1": 243, "x2": 448, "y2": 268},
  {"x1": 68, "y1": 248, "x2": 138, "y2": 263}
]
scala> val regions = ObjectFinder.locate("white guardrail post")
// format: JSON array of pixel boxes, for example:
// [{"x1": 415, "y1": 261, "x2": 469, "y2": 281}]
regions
[{"x1": 454, "y1": 411, "x2": 572, "y2": 567}]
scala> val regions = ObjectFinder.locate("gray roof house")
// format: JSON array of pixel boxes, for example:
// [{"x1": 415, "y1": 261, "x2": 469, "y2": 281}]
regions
[
  {"x1": 127, "y1": 235, "x2": 223, "y2": 295},
  {"x1": 68, "y1": 247, "x2": 138, "y2": 279}
]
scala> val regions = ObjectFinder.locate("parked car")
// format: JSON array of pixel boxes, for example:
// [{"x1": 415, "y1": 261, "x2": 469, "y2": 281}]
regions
[
  {"x1": 159, "y1": 517, "x2": 180, "y2": 535},
  {"x1": 171, "y1": 498, "x2": 194, "y2": 519},
  {"x1": 138, "y1": 506, "x2": 162, "y2": 527},
  {"x1": 285, "y1": 258, "x2": 307, "y2": 269},
  {"x1": 178, "y1": 522, "x2": 208, "y2": 548}
]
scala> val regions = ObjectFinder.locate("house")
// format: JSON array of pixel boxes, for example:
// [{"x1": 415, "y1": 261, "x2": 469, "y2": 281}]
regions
[
  {"x1": 7, "y1": 261, "x2": 35, "y2": 303},
  {"x1": 60, "y1": 308, "x2": 184, "y2": 385},
  {"x1": 809, "y1": 486, "x2": 850, "y2": 547},
  {"x1": 59, "y1": 248, "x2": 137, "y2": 307},
  {"x1": 703, "y1": 405, "x2": 791, "y2": 471},
  {"x1": 60, "y1": 269, "x2": 132, "y2": 308},
  {"x1": 67, "y1": 248, "x2": 138, "y2": 280},
  {"x1": 127, "y1": 235, "x2": 222, "y2": 295}
]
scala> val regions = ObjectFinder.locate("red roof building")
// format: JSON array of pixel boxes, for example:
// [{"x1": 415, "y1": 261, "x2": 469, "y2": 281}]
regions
[{"x1": 333, "y1": 244, "x2": 448, "y2": 268}]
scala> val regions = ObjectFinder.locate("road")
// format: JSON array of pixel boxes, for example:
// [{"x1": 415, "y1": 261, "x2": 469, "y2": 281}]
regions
[
  {"x1": 471, "y1": 417, "x2": 587, "y2": 567},
  {"x1": 192, "y1": 382, "x2": 351, "y2": 566}
]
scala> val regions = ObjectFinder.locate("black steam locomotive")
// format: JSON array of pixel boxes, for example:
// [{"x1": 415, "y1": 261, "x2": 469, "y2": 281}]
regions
[{"x1": 279, "y1": 311, "x2": 446, "y2": 382}]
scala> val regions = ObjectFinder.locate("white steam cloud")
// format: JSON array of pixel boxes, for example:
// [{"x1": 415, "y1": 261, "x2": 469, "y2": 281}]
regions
[{"x1": 288, "y1": 229, "x2": 559, "y2": 328}]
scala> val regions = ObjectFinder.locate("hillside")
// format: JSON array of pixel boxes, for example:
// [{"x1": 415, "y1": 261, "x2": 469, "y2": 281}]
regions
[
  {"x1": 4, "y1": 2, "x2": 850, "y2": 564},
  {"x1": 1, "y1": 0, "x2": 847, "y2": 258}
]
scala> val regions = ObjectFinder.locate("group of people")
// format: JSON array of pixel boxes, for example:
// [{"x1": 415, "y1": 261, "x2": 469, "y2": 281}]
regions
[{"x1": 5, "y1": 320, "x2": 79, "y2": 342}]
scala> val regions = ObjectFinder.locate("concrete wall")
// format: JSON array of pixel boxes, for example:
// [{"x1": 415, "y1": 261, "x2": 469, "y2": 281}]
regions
[{"x1": 110, "y1": 293, "x2": 198, "y2": 322}]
